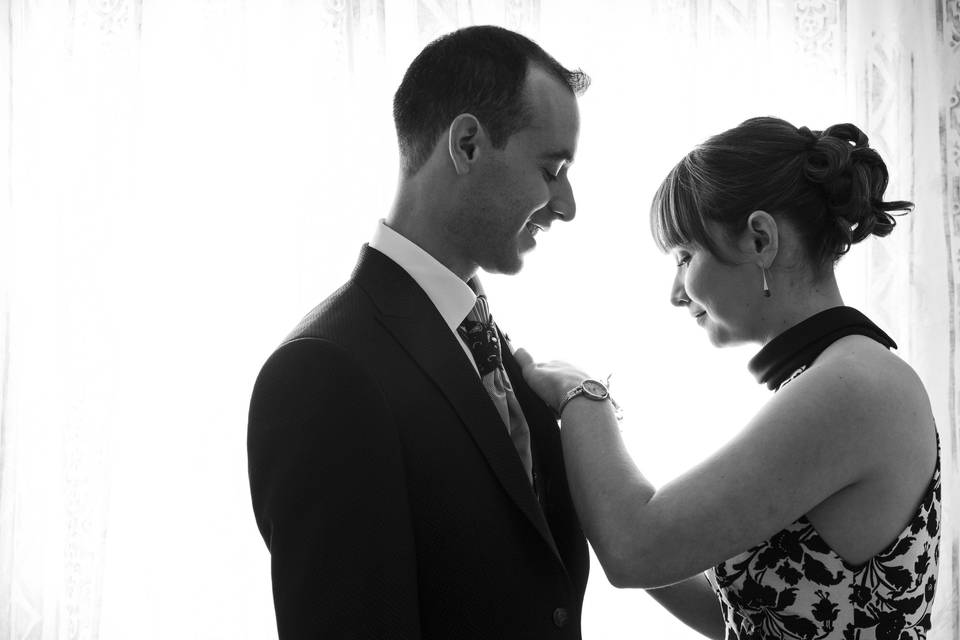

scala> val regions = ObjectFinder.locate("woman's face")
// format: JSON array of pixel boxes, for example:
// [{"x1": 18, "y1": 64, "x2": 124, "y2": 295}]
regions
[{"x1": 669, "y1": 242, "x2": 766, "y2": 347}]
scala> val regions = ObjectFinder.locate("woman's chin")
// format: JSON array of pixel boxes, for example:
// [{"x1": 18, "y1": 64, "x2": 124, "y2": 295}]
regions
[
  {"x1": 706, "y1": 331, "x2": 727, "y2": 348},
  {"x1": 705, "y1": 323, "x2": 748, "y2": 348}
]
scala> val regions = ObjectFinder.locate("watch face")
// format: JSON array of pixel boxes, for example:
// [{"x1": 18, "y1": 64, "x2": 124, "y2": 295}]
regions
[{"x1": 581, "y1": 379, "x2": 608, "y2": 400}]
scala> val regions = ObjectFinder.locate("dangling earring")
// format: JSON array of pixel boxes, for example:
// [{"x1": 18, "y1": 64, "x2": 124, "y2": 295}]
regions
[{"x1": 761, "y1": 266, "x2": 771, "y2": 298}]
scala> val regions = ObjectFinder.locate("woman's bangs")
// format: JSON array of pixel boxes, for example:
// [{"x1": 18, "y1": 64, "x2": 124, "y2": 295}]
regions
[{"x1": 650, "y1": 163, "x2": 705, "y2": 253}]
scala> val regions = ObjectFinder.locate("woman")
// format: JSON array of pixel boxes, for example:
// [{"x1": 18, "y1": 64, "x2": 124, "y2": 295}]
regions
[{"x1": 516, "y1": 117, "x2": 940, "y2": 639}]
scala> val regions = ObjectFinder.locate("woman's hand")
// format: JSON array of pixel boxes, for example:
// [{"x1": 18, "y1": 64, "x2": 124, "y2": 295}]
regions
[{"x1": 513, "y1": 347, "x2": 593, "y2": 415}]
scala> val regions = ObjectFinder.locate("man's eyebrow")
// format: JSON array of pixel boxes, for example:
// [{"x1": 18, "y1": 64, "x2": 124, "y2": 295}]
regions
[{"x1": 539, "y1": 149, "x2": 575, "y2": 164}]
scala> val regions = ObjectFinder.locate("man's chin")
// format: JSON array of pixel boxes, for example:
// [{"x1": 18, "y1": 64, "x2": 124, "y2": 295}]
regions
[{"x1": 480, "y1": 252, "x2": 525, "y2": 276}]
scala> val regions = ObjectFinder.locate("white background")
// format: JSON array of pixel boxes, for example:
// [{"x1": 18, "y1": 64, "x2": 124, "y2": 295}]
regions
[{"x1": 0, "y1": 2, "x2": 892, "y2": 639}]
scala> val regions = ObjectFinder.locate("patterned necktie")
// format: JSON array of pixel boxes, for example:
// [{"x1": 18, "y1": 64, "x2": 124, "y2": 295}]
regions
[{"x1": 457, "y1": 290, "x2": 534, "y2": 485}]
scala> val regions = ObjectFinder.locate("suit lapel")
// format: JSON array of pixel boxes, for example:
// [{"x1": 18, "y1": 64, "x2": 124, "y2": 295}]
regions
[
  {"x1": 500, "y1": 334, "x2": 557, "y2": 471},
  {"x1": 352, "y1": 246, "x2": 561, "y2": 561}
]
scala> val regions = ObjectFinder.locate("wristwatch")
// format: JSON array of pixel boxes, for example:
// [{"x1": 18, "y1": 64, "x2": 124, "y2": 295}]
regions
[{"x1": 557, "y1": 377, "x2": 621, "y2": 420}]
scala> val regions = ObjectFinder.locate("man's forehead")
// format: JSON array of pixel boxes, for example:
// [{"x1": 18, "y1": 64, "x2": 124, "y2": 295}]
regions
[
  {"x1": 524, "y1": 64, "x2": 571, "y2": 96},
  {"x1": 523, "y1": 84, "x2": 578, "y2": 149},
  {"x1": 523, "y1": 67, "x2": 579, "y2": 116}
]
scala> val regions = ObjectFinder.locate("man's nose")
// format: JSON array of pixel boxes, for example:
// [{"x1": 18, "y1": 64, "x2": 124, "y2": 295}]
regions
[
  {"x1": 550, "y1": 175, "x2": 576, "y2": 222},
  {"x1": 670, "y1": 269, "x2": 687, "y2": 307}
]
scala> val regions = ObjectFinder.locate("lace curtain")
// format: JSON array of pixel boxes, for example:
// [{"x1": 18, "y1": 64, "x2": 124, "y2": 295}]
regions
[
  {"x1": 847, "y1": 2, "x2": 960, "y2": 638},
  {"x1": 0, "y1": 1, "x2": 957, "y2": 639}
]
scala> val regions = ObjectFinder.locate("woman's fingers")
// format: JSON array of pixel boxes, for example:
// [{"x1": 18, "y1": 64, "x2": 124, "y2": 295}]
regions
[{"x1": 513, "y1": 348, "x2": 595, "y2": 411}]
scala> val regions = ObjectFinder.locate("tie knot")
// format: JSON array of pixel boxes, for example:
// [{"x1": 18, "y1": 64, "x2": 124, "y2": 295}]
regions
[
  {"x1": 471, "y1": 294, "x2": 491, "y2": 323},
  {"x1": 458, "y1": 296, "x2": 502, "y2": 376}
]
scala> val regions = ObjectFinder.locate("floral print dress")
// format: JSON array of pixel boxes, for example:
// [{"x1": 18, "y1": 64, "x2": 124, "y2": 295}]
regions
[
  {"x1": 709, "y1": 463, "x2": 939, "y2": 640},
  {"x1": 709, "y1": 376, "x2": 941, "y2": 640}
]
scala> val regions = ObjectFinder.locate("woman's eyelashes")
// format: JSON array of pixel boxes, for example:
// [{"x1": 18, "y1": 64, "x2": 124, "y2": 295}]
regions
[
  {"x1": 542, "y1": 168, "x2": 558, "y2": 182},
  {"x1": 675, "y1": 254, "x2": 692, "y2": 268}
]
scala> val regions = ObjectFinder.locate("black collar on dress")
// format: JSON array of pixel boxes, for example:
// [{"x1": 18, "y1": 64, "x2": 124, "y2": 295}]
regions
[{"x1": 748, "y1": 306, "x2": 897, "y2": 391}]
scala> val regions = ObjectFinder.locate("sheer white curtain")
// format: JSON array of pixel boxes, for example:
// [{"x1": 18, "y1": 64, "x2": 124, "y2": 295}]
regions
[
  {"x1": 841, "y1": 3, "x2": 960, "y2": 638},
  {"x1": 0, "y1": 1, "x2": 956, "y2": 639}
]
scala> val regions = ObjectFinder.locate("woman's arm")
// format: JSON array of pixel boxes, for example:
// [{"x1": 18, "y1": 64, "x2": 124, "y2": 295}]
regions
[
  {"x1": 518, "y1": 346, "x2": 918, "y2": 588},
  {"x1": 645, "y1": 575, "x2": 725, "y2": 639}
]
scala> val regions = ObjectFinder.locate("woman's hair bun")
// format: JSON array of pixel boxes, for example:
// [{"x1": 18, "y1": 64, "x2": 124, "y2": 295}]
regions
[
  {"x1": 800, "y1": 122, "x2": 912, "y2": 255},
  {"x1": 649, "y1": 116, "x2": 913, "y2": 273}
]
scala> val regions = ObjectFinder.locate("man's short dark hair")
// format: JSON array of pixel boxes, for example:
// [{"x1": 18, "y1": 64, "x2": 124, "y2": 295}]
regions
[{"x1": 393, "y1": 25, "x2": 590, "y2": 177}]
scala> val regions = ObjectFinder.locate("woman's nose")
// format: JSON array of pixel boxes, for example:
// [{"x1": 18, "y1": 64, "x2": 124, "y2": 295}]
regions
[{"x1": 670, "y1": 270, "x2": 688, "y2": 307}]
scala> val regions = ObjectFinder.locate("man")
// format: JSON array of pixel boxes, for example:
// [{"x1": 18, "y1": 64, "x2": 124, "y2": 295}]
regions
[{"x1": 248, "y1": 25, "x2": 591, "y2": 638}]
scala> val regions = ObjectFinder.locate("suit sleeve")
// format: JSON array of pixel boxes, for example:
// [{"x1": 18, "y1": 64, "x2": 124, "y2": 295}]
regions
[{"x1": 247, "y1": 337, "x2": 421, "y2": 640}]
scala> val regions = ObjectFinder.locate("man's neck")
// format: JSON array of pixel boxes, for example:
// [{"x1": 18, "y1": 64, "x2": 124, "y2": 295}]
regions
[{"x1": 386, "y1": 195, "x2": 476, "y2": 282}]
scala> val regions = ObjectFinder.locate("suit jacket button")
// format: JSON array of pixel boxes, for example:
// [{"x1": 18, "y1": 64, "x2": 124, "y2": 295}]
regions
[{"x1": 552, "y1": 607, "x2": 569, "y2": 628}]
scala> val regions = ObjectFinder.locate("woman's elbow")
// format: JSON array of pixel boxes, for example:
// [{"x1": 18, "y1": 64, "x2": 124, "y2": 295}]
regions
[
  {"x1": 602, "y1": 560, "x2": 663, "y2": 589},
  {"x1": 594, "y1": 540, "x2": 663, "y2": 589}
]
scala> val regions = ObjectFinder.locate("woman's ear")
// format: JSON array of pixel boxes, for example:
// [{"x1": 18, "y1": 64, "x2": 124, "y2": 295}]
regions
[
  {"x1": 743, "y1": 210, "x2": 779, "y2": 267},
  {"x1": 447, "y1": 113, "x2": 482, "y2": 175}
]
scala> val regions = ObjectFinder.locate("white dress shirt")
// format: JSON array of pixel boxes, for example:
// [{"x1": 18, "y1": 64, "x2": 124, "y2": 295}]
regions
[{"x1": 369, "y1": 220, "x2": 481, "y2": 374}]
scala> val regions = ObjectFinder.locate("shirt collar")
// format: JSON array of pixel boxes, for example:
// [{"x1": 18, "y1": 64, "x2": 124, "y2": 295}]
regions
[{"x1": 370, "y1": 220, "x2": 477, "y2": 333}]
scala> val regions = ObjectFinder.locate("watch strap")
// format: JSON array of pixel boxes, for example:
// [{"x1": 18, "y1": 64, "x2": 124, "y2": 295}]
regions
[{"x1": 556, "y1": 385, "x2": 584, "y2": 417}]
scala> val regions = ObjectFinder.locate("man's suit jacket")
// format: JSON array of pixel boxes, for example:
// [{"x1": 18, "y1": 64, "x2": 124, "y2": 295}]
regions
[{"x1": 248, "y1": 245, "x2": 589, "y2": 639}]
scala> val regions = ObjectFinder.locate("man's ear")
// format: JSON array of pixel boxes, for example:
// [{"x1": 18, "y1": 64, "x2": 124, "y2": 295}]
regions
[
  {"x1": 448, "y1": 113, "x2": 482, "y2": 176},
  {"x1": 742, "y1": 210, "x2": 779, "y2": 267}
]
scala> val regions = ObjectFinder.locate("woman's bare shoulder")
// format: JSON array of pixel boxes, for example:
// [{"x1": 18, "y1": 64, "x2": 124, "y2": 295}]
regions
[
  {"x1": 813, "y1": 335, "x2": 929, "y2": 405},
  {"x1": 799, "y1": 334, "x2": 936, "y2": 460}
]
